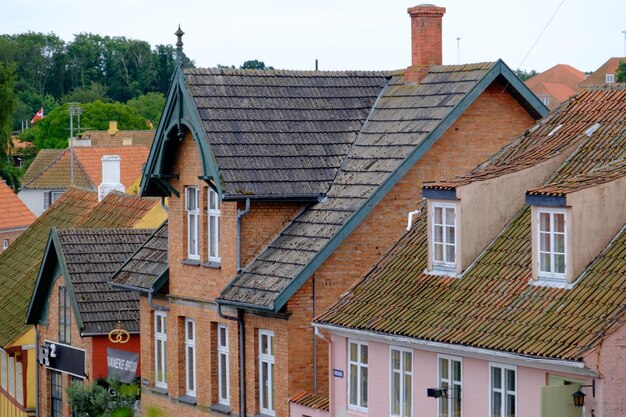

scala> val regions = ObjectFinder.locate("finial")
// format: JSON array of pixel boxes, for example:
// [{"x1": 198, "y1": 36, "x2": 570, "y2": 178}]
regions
[{"x1": 175, "y1": 24, "x2": 185, "y2": 65}]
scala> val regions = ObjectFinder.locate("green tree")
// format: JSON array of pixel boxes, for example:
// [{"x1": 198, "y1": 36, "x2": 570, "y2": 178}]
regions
[
  {"x1": 0, "y1": 62, "x2": 19, "y2": 190},
  {"x1": 616, "y1": 60, "x2": 626, "y2": 83},
  {"x1": 61, "y1": 82, "x2": 110, "y2": 104},
  {"x1": 34, "y1": 100, "x2": 150, "y2": 149},
  {"x1": 67, "y1": 377, "x2": 139, "y2": 417},
  {"x1": 240, "y1": 59, "x2": 273, "y2": 70},
  {"x1": 514, "y1": 68, "x2": 538, "y2": 82},
  {"x1": 127, "y1": 92, "x2": 165, "y2": 124}
]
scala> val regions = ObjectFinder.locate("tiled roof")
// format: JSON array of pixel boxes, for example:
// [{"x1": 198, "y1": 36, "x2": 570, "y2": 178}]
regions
[
  {"x1": 81, "y1": 129, "x2": 155, "y2": 148},
  {"x1": 533, "y1": 82, "x2": 577, "y2": 102},
  {"x1": 424, "y1": 85, "x2": 626, "y2": 191},
  {"x1": 54, "y1": 229, "x2": 154, "y2": 335},
  {"x1": 21, "y1": 146, "x2": 149, "y2": 191},
  {"x1": 110, "y1": 221, "x2": 168, "y2": 292},
  {"x1": 0, "y1": 181, "x2": 35, "y2": 230},
  {"x1": 317, "y1": 86, "x2": 626, "y2": 361},
  {"x1": 0, "y1": 188, "x2": 162, "y2": 347},
  {"x1": 579, "y1": 57, "x2": 625, "y2": 86},
  {"x1": 22, "y1": 149, "x2": 64, "y2": 184},
  {"x1": 184, "y1": 67, "x2": 389, "y2": 197},
  {"x1": 290, "y1": 390, "x2": 330, "y2": 412},
  {"x1": 526, "y1": 64, "x2": 585, "y2": 90},
  {"x1": 218, "y1": 62, "x2": 527, "y2": 310}
]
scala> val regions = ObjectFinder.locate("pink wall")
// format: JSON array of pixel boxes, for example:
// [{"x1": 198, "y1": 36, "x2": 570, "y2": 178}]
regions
[{"x1": 324, "y1": 334, "x2": 602, "y2": 417}]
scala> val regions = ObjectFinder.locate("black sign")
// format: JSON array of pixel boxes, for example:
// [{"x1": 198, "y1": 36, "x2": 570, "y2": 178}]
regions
[
  {"x1": 107, "y1": 348, "x2": 139, "y2": 383},
  {"x1": 39, "y1": 340, "x2": 86, "y2": 378}
]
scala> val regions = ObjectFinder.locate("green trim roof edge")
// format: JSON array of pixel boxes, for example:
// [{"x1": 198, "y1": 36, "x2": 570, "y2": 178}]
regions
[
  {"x1": 140, "y1": 66, "x2": 223, "y2": 198},
  {"x1": 26, "y1": 228, "x2": 85, "y2": 331},
  {"x1": 218, "y1": 59, "x2": 549, "y2": 313}
]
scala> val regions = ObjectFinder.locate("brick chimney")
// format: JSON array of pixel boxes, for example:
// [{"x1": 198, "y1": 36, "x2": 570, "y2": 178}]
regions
[{"x1": 406, "y1": 4, "x2": 446, "y2": 82}]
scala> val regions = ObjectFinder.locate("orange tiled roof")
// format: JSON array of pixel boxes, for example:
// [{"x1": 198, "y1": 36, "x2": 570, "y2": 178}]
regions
[
  {"x1": 0, "y1": 181, "x2": 35, "y2": 230},
  {"x1": 580, "y1": 57, "x2": 626, "y2": 86},
  {"x1": 289, "y1": 390, "x2": 330, "y2": 411},
  {"x1": 525, "y1": 64, "x2": 585, "y2": 90},
  {"x1": 21, "y1": 146, "x2": 149, "y2": 191},
  {"x1": 536, "y1": 82, "x2": 578, "y2": 102}
]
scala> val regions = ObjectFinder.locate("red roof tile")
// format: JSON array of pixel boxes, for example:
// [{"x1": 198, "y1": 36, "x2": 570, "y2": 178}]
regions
[
  {"x1": 579, "y1": 57, "x2": 626, "y2": 86},
  {"x1": 0, "y1": 181, "x2": 35, "y2": 230}
]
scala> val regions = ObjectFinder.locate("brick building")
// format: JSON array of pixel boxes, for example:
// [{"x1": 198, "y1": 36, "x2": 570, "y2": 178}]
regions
[
  {"x1": 312, "y1": 85, "x2": 626, "y2": 417},
  {"x1": 115, "y1": 5, "x2": 547, "y2": 417}
]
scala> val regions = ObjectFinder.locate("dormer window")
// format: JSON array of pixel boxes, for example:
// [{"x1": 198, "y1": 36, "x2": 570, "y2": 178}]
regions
[
  {"x1": 432, "y1": 202, "x2": 457, "y2": 271},
  {"x1": 537, "y1": 208, "x2": 566, "y2": 280},
  {"x1": 186, "y1": 186, "x2": 200, "y2": 260},
  {"x1": 605, "y1": 73, "x2": 614, "y2": 83}
]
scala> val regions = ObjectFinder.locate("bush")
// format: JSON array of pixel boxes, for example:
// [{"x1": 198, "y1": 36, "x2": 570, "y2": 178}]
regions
[{"x1": 67, "y1": 377, "x2": 139, "y2": 417}]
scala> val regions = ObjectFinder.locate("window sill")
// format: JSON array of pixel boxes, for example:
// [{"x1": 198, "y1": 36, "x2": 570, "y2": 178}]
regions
[
  {"x1": 424, "y1": 267, "x2": 461, "y2": 278},
  {"x1": 529, "y1": 277, "x2": 573, "y2": 289},
  {"x1": 148, "y1": 386, "x2": 168, "y2": 396},
  {"x1": 182, "y1": 259, "x2": 201, "y2": 266},
  {"x1": 211, "y1": 403, "x2": 231, "y2": 414},
  {"x1": 202, "y1": 261, "x2": 221, "y2": 269},
  {"x1": 175, "y1": 395, "x2": 197, "y2": 405},
  {"x1": 251, "y1": 413, "x2": 274, "y2": 417}
]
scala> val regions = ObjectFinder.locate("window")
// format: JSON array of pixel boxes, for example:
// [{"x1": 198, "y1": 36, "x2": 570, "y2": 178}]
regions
[
  {"x1": 154, "y1": 312, "x2": 167, "y2": 389},
  {"x1": 186, "y1": 187, "x2": 200, "y2": 260},
  {"x1": 348, "y1": 340, "x2": 368, "y2": 412},
  {"x1": 185, "y1": 318, "x2": 196, "y2": 396},
  {"x1": 390, "y1": 347, "x2": 412, "y2": 417},
  {"x1": 208, "y1": 189, "x2": 221, "y2": 262},
  {"x1": 51, "y1": 370, "x2": 63, "y2": 417},
  {"x1": 540, "y1": 96, "x2": 550, "y2": 106},
  {"x1": 438, "y1": 355, "x2": 462, "y2": 417},
  {"x1": 432, "y1": 203, "x2": 457, "y2": 270},
  {"x1": 59, "y1": 286, "x2": 71, "y2": 344},
  {"x1": 259, "y1": 329, "x2": 275, "y2": 416},
  {"x1": 43, "y1": 191, "x2": 63, "y2": 211},
  {"x1": 2, "y1": 239, "x2": 8, "y2": 251},
  {"x1": 1, "y1": 349, "x2": 5, "y2": 390},
  {"x1": 490, "y1": 364, "x2": 516, "y2": 417},
  {"x1": 16, "y1": 360, "x2": 23, "y2": 404},
  {"x1": 8, "y1": 355, "x2": 14, "y2": 397},
  {"x1": 606, "y1": 73, "x2": 615, "y2": 83},
  {"x1": 217, "y1": 324, "x2": 229, "y2": 405},
  {"x1": 537, "y1": 209, "x2": 566, "y2": 280}
]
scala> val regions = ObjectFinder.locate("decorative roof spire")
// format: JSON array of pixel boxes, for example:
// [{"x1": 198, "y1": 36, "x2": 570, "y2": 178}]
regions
[{"x1": 175, "y1": 25, "x2": 185, "y2": 65}]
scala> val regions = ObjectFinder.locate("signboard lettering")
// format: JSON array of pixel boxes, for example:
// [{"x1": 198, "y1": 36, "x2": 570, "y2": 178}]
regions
[
  {"x1": 39, "y1": 341, "x2": 85, "y2": 378},
  {"x1": 107, "y1": 348, "x2": 139, "y2": 383}
]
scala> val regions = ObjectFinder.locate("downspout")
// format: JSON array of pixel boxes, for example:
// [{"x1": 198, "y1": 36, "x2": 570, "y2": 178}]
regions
[
  {"x1": 161, "y1": 196, "x2": 169, "y2": 214},
  {"x1": 315, "y1": 327, "x2": 332, "y2": 414},
  {"x1": 148, "y1": 288, "x2": 169, "y2": 311},
  {"x1": 217, "y1": 303, "x2": 246, "y2": 417},
  {"x1": 313, "y1": 274, "x2": 317, "y2": 395},
  {"x1": 236, "y1": 198, "x2": 251, "y2": 272},
  {"x1": 35, "y1": 324, "x2": 39, "y2": 417}
]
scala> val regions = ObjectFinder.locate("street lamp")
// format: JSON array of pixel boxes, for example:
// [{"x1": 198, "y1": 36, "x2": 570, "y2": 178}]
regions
[{"x1": 572, "y1": 380, "x2": 595, "y2": 408}]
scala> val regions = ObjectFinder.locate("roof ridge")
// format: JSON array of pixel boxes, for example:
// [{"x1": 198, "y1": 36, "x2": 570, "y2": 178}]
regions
[{"x1": 185, "y1": 67, "x2": 392, "y2": 77}]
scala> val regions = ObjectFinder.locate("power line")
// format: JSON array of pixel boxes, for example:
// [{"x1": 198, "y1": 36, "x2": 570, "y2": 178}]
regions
[{"x1": 517, "y1": 0, "x2": 566, "y2": 70}]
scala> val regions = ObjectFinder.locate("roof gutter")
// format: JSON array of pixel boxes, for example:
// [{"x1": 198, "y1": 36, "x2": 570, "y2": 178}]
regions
[
  {"x1": 223, "y1": 193, "x2": 324, "y2": 202},
  {"x1": 314, "y1": 323, "x2": 598, "y2": 377}
]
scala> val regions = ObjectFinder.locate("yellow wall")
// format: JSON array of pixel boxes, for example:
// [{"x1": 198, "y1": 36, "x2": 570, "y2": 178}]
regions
[{"x1": 1, "y1": 327, "x2": 36, "y2": 417}]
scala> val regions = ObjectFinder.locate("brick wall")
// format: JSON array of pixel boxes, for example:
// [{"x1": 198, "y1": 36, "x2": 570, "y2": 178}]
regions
[{"x1": 0, "y1": 229, "x2": 26, "y2": 254}]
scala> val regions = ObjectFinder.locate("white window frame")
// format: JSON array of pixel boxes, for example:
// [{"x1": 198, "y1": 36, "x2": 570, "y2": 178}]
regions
[
  {"x1": 347, "y1": 340, "x2": 368, "y2": 412},
  {"x1": 2, "y1": 239, "x2": 8, "y2": 251},
  {"x1": 259, "y1": 329, "x2": 275, "y2": 416},
  {"x1": 184, "y1": 318, "x2": 196, "y2": 397},
  {"x1": 437, "y1": 354, "x2": 462, "y2": 417},
  {"x1": 8, "y1": 355, "x2": 14, "y2": 397},
  {"x1": 489, "y1": 363, "x2": 517, "y2": 417},
  {"x1": 1, "y1": 348, "x2": 6, "y2": 390},
  {"x1": 42, "y1": 191, "x2": 63, "y2": 211},
  {"x1": 606, "y1": 73, "x2": 615, "y2": 83},
  {"x1": 432, "y1": 202, "x2": 457, "y2": 270},
  {"x1": 390, "y1": 346, "x2": 413, "y2": 417},
  {"x1": 217, "y1": 324, "x2": 229, "y2": 405},
  {"x1": 540, "y1": 96, "x2": 550, "y2": 106},
  {"x1": 186, "y1": 187, "x2": 200, "y2": 260},
  {"x1": 16, "y1": 360, "x2": 23, "y2": 405},
  {"x1": 537, "y1": 208, "x2": 567, "y2": 281},
  {"x1": 208, "y1": 188, "x2": 221, "y2": 263},
  {"x1": 154, "y1": 312, "x2": 167, "y2": 389}
]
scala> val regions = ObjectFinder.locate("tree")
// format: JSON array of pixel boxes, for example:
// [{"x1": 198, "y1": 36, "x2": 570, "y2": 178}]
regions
[
  {"x1": 514, "y1": 68, "x2": 538, "y2": 82},
  {"x1": 61, "y1": 82, "x2": 110, "y2": 104},
  {"x1": 240, "y1": 59, "x2": 274, "y2": 70},
  {"x1": 616, "y1": 60, "x2": 626, "y2": 83},
  {"x1": 67, "y1": 377, "x2": 139, "y2": 417},
  {"x1": 0, "y1": 62, "x2": 20, "y2": 190},
  {"x1": 127, "y1": 92, "x2": 165, "y2": 125},
  {"x1": 33, "y1": 100, "x2": 150, "y2": 149}
]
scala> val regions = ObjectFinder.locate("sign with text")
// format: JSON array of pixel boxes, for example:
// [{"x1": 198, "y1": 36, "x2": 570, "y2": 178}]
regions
[
  {"x1": 39, "y1": 341, "x2": 86, "y2": 378},
  {"x1": 107, "y1": 348, "x2": 139, "y2": 383},
  {"x1": 333, "y1": 369, "x2": 344, "y2": 378}
]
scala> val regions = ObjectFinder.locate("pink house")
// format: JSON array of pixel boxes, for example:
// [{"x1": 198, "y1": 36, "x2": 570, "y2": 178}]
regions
[{"x1": 295, "y1": 85, "x2": 626, "y2": 417}]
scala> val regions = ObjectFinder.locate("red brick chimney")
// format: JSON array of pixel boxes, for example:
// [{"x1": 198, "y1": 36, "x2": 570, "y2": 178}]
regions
[{"x1": 406, "y1": 4, "x2": 446, "y2": 82}]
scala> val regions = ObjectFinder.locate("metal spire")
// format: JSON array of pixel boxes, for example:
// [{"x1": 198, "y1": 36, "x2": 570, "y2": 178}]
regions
[{"x1": 175, "y1": 24, "x2": 185, "y2": 65}]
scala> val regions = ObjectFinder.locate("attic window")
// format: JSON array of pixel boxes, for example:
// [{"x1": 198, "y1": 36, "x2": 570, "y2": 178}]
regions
[
  {"x1": 537, "y1": 208, "x2": 566, "y2": 281},
  {"x1": 431, "y1": 202, "x2": 457, "y2": 273},
  {"x1": 540, "y1": 96, "x2": 550, "y2": 106},
  {"x1": 547, "y1": 124, "x2": 562, "y2": 137},
  {"x1": 606, "y1": 74, "x2": 615, "y2": 83},
  {"x1": 585, "y1": 123, "x2": 601, "y2": 137}
]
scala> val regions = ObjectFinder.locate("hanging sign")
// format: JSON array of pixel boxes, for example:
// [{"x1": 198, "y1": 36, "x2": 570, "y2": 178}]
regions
[
  {"x1": 107, "y1": 348, "x2": 139, "y2": 383},
  {"x1": 39, "y1": 340, "x2": 86, "y2": 378}
]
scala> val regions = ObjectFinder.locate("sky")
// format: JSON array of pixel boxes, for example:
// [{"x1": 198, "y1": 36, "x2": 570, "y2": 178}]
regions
[{"x1": 1, "y1": 0, "x2": 625, "y2": 73}]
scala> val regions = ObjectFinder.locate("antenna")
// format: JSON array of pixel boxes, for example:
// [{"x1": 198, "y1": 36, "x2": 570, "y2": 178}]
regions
[
  {"x1": 315, "y1": 59, "x2": 318, "y2": 71},
  {"x1": 456, "y1": 37, "x2": 461, "y2": 65},
  {"x1": 68, "y1": 103, "x2": 81, "y2": 185}
]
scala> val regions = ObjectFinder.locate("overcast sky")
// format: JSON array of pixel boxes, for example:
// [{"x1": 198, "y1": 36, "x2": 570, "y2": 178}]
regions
[{"x1": 2, "y1": 0, "x2": 625, "y2": 73}]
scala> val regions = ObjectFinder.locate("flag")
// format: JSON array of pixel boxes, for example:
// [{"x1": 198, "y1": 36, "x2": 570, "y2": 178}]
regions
[{"x1": 30, "y1": 108, "x2": 44, "y2": 124}]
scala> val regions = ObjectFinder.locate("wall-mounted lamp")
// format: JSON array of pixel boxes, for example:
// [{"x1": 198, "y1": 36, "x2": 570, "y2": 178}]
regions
[{"x1": 572, "y1": 379, "x2": 595, "y2": 408}]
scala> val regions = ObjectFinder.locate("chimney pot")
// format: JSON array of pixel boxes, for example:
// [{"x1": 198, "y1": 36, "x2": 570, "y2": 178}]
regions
[
  {"x1": 406, "y1": 4, "x2": 446, "y2": 82},
  {"x1": 108, "y1": 121, "x2": 119, "y2": 136}
]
